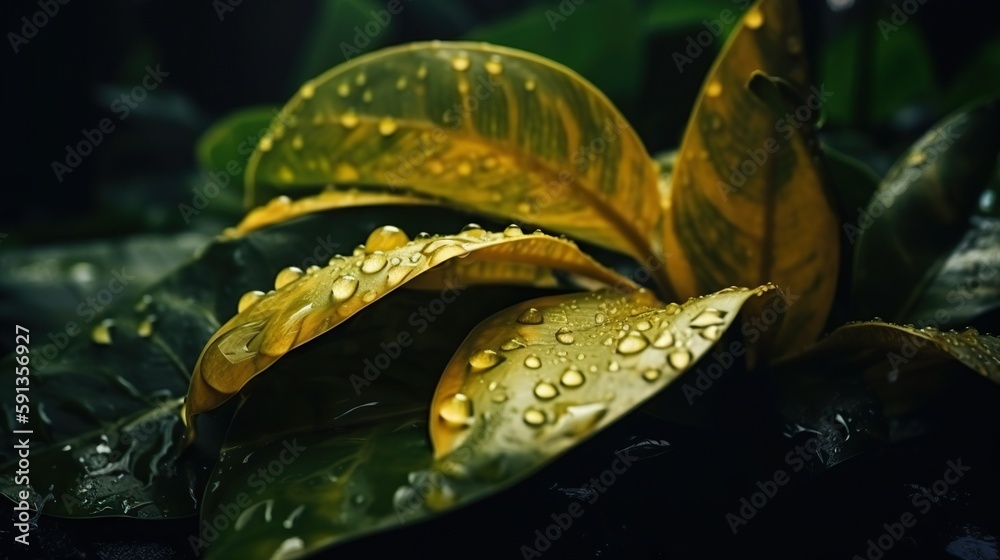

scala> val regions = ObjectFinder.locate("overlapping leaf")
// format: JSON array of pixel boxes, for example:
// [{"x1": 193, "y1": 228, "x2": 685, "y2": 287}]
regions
[
  {"x1": 185, "y1": 227, "x2": 638, "y2": 431},
  {"x1": 661, "y1": 0, "x2": 840, "y2": 360},
  {"x1": 244, "y1": 41, "x2": 666, "y2": 286}
]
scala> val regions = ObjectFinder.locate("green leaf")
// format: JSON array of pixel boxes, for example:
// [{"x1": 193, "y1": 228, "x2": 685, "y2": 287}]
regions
[
  {"x1": 290, "y1": 0, "x2": 391, "y2": 88},
  {"x1": 852, "y1": 99, "x2": 1000, "y2": 324},
  {"x1": 196, "y1": 106, "x2": 281, "y2": 191}
]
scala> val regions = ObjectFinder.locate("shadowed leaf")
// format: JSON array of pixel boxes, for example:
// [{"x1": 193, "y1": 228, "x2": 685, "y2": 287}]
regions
[{"x1": 662, "y1": 0, "x2": 839, "y2": 361}]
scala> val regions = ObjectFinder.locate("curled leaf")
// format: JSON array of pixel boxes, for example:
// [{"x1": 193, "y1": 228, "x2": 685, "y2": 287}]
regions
[
  {"x1": 662, "y1": 0, "x2": 839, "y2": 360},
  {"x1": 245, "y1": 41, "x2": 666, "y2": 286},
  {"x1": 429, "y1": 284, "x2": 776, "y2": 461},
  {"x1": 185, "y1": 227, "x2": 637, "y2": 431}
]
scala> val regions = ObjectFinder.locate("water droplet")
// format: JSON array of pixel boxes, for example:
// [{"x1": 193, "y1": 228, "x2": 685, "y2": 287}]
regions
[
  {"x1": 555, "y1": 327, "x2": 575, "y2": 345},
  {"x1": 92, "y1": 319, "x2": 114, "y2": 345},
  {"x1": 335, "y1": 162, "x2": 360, "y2": 182},
  {"x1": 700, "y1": 325, "x2": 723, "y2": 341},
  {"x1": 299, "y1": 81, "x2": 315, "y2": 99},
  {"x1": 457, "y1": 160, "x2": 473, "y2": 176},
  {"x1": 691, "y1": 308, "x2": 726, "y2": 327},
  {"x1": 275, "y1": 267, "x2": 304, "y2": 289},
  {"x1": 137, "y1": 315, "x2": 156, "y2": 338},
  {"x1": 396, "y1": 76, "x2": 408, "y2": 90},
  {"x1": 664, "y1": 303, "x2": 681, "y2": 315},
  {"x1": 354, "y1": 245, "x2": 366, "y2": 256},
  {"x1": 706, "y1": 81, "x2": 723, "y2": 97},
  {"x1": 503, "y1": 224, "x2": 522, "y2": 237},
  {"x1": 594, "y1": 312, "x2": 606, "y2": 325},
  {"x1": 524, "y1": 408, "x2": 546, "y2": 427},
  {"x1": 361, "y1": 290, "x2": 377, "y2": 303},
  {"x1": 362, "y1": 88, "x2": 373, "y2": 103},
  {"x1": 652, "y1": 329, "x2": 674, "y2": 348},
  {"x1": 337, "y1": 82, "x2": 350, "y2": 97},
  {"x1": 291, "y1": 134, "x2": 304, "y2": 150},
  {"x1": 365, "y1": 225, "x2": 410, "y2": 252},
  {"x1": 745, "y1": 8, "x2": 764, "y2": 29},
  {"x1": 482, "y1": 156, "x2": 499, "y2": 170},
  {"x1": 416, "y1": 63, "x2": 428, "y2": 80},
  {"x1": 340, "y1": 112, "x2": 360, "y2": 129},
  {"x1": 524, "y1": 78, "x2": 536, "y2": 92},
  {"x1": 616, "y1": 331, "x2": 649, "y2": 354},
  {"x1": 500, "y1": 337, "x2": 525, "y2": 351},
  {"x1": 608, "y1": 360, "x2": 620, "y2": 372},
  {"x1": 524, "y1": 355, "x2": 542, "y2": 369},
  {"x1": 238, "y1": 290, "x2": 265, "y2": 313},
  {"x1": 439, "y1": 393, "x2": 473, "y2": 426},
  {"x1": 409, "y1": 253, "x2": 422, "y2": 263},
  {"x1": 378, "y1": 117, "x2": 398, "y2": 136},
  {"x1": 642, "y1": 368, "x2": 661, "y2": 382},
  {"x1": 560, "y1": 368, "x2": 585, "y2": 388},
  {"x1": 451, "y1": 52, "x2": 471, "y2": 71},
  {"x1": 636, "y1": 320, "x2": 652, "y2": 331},
  {"x1": 460, "y1": 223, "x2": 485, "y2": 237},
  {"x1": 258, "y1": 135, "x2": 273, "y2": 152},
  {"x1": 668, "y1": 348, "x2": 692, "y2": 370},
  {"x1": 517, "y1": 308, "x2": 544, "y2": 324},
  {"x1": 553, "y1": 403, "x2": 607, "y2": 436},
  {"x1": 469, "y1": 349, "x2": 501, "y2": 370},
  {"x1": 492, "y1": 392, "x2": 508, "y2": 403},
  {"x1": 485, "y1": 55, "x2": 503, "y2": 76},
  {"x1": 361, "y1": 251, "x2": 388, "y2": 273},
  {"x1": 355, "y1": 72, "x2": 367, "y2": 86},
  {"x1": 534, "y1": 381, "x2": 559, "y2": 400},
  {"x1": 331, "y1": 275, "x2": 359, "y2": 302}
]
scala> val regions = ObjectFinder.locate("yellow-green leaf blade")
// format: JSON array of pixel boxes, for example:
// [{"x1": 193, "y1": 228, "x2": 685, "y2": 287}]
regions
[
  {"x1": 662, "y1": 0, "x2": 839, "y2": 360},
  {"x1": 430, "y1": 284, "x2": 776, "y2": 460},
  {"x1": 245, "y1": 41, "x2": 663, "y2": 274},
  {"x1": 185, "y1": 227, "x2": 637, "y2": 430}
]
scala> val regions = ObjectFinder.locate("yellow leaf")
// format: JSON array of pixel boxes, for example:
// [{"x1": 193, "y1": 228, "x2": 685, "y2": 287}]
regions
[
  {"x1": 430, "y1": 284, "x2": 777, "y2": 460},
  {"x1": 221, "y1": 188, "x2": 431, "y2": 239},
  {"x1": 245, "y1": 41, "x2": 668, "y2": 290},
  {"x1": 184, "y1": 226, "x2": 637, "y2": 433},
  {"x1": 662, "y1": 0, "x2": 839, "y2": 361}
]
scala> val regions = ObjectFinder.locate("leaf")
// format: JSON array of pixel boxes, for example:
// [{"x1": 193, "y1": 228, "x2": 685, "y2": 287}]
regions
[
  {"x1": 196, "y1": 106, "x2": 281, "y2": 185},
  {"x1": 244, "y1": 42, "x2": 667, "y2": 287},
  {"x1": 852, "y1": 100, "x2": 1000, "y2": 323},
  {"x1": 197, "y1": 285, "x2": 770, "y2": 558},
  {"x1": 430, "y1": 285, "x2": 776, "y2": 460},
  {"x1": 185, "y1": 226, "x2": 639, "y2": 430},
  {"x1": 661, "y1": 0, "x2": 840, "y2": 360},
  {"x1": 289, "y1": 0, "x2": 390, "y2": 88},
  {"x1": 221, "y1": 188, "x2": 432, "y2": 239}
]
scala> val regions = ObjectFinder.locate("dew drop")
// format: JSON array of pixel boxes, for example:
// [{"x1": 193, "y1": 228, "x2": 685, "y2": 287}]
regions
[
  {"x1": 258, "y1": 135, "x2": 273, "y2": 152},
  {"x1": 355, "y1": 72, "x2": 367, "y2": 86},
  {"x1": 340, "y1": 112, "x2": 360, "y2": 129},
  {"x1": 378, "y1": 117, "x2": 398, "y2": 136},
  {"x1": 524, "y1": 79, "x2": 537, "y2": 92},
  {"x1": 469, "y1": 349, "x2": 501, "y2": 370},
  {"x1": 416, "y1": 63, "x2": 428, "y2": 80},
  {"x1": 137, "y1": 315, "x2": 156, "y2": 338},
  {"x1": 642, "y1": 368, "x2": 661, "y2": 382},
  {"x1": 92, "y1": 319, "x2": 114, "y2": 345},
  {"x1": 299, "y1": 81, "x2": 316, "y2": 99},
  {"x1": 524, "y1": 408, "x2": 546, "y2": 427},
  {"x1": 331, "y1": 275, "x2": 359, "y2": 302},
  {"x1": 608, "y1": 360, "x2": 620, "y2": 372},
  {"x1": 485, "y1": 55, "x2": 503, "y2": 76},
  {"x1": 439, "y1": 393, "x2": 473, "y2": 427},
  {"x1": 652, "y1": 330, "x2": 674, "y2": 348},
  {"x1": 524, "y1": 355, "x2": 542, "y2": 369},
  {"x1": 335, "y1": 162, "x2": 360, "y2": 182},
  {"x1": 706, "y1": 81, "x2": 723, "y2": 98},
  {"x1": 238, "y1": 290, "x2": 265, "y2": 313},
  {"x1": 337, "y1": 82, "x2": 350, "y2": 97},
  {"x1": 451, "y1": 52, "x2": 471, "y2": 72},
  {"x1": 700, "y1": 324, "x2": 723, "y2": 341},
  {"x1": 668, "y1": 348, "x2": 693, "y2": 370},
  {"x1": 616, "y1": 331, "x2": 649, "y2": 354},
  {"x1": 460, "y1": 222, "x2": 485, "y2": 237},
  {"x1": 664, "y1": 303, "x2": 682, "y2": 315},
  {"x1": 534, "y1": 381, "x2": 559, "y2": 400},
  {"x1": 275, "y1": 267, "x2": 304, "y2": 289},
  {"x1": 745, "y1": 8, "x2": 764, "y2": 29},
  {"x1": 691, "y1": 308, "x2": 726, "y2": 327},
  {"x1": 503, "y1": 224, "x2": 523, "y2": 237},
  {"x1": 457, "y1": 160, "x2": 473, "y2": 176},
  {"x1": 361, "y1": 251, "x2": 388, "y2": 273},
  {"x1": 492, "y1": 392, "x2": 508, "y2": 403},
  {"x1": 366, "y1": 225, "x2": 410, "y2": 252},
  {"x1": 396, "y1": 76, "x2": 408, "y2": 90},
  {"x1": 517, "y1": 308, "x2": 544, "y2": 325},
  {"x1": 362, "y1": 88, "x2": 373, "y2": 103},
  {"x1": 636, "y1": 320, "x2": 652, "y2": 332},
  {"x1": 555, "y1": 327, "x2": 575, "y2": 345},
  {"x1": 291, "y1": 134, "x2": 304, "y2": 150},
  {"x1": 594, "y1": 312, "x2": 606, "y2": 325},
  {"x1": 361, "y1": 290, "x2": 377, "y2": 303},
  {"x1": 560, "y1": 369, "x2": 585, "y2": 388},
  {"x1": 500, "y1": 337, "x2": 526, "y2": 351}
]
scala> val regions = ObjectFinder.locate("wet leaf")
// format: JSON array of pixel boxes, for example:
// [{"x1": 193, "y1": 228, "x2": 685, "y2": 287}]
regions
[
  {"x1": 185, "y1": 227, "x2": 638, "y2": 430},
  {"x1": 429, "y1": 285, "x2": 776, "y2": 460},
  {"x1": 852, "y1": 100, "x2": 1000, "y2": 323},
  {"x1": 245, "y1": 42, "x2": 666, "y2": 285},
  {"x1": 196, "y1": 107, "x2": 281, "y2": 185},
  {"x1": 661, "y1": 0, "x2": 840, "y2": 360}
]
